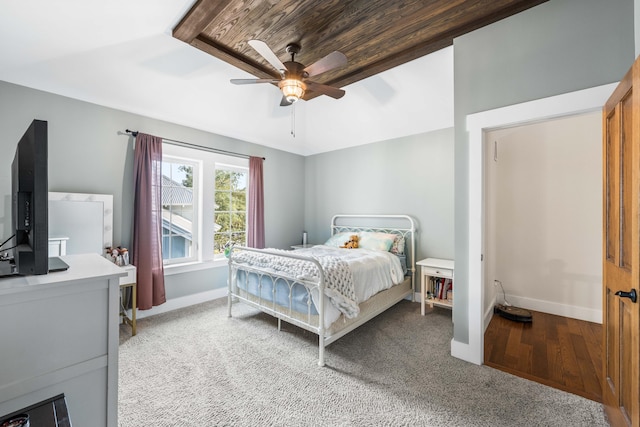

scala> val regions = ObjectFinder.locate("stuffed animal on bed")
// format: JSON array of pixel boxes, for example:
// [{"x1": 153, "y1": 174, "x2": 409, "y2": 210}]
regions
[{"x1": 340, "y1": 234, "x2": 359, "y2": 249}]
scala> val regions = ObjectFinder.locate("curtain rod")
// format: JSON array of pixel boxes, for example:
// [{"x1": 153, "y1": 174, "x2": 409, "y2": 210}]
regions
[{"x1": 124, "y1": 129, "x2": 265, "y2": 161}]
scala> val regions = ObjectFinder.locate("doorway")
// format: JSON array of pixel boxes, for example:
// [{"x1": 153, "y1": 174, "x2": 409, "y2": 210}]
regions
[
  {"x1": 454, "y1": 82, "x2": 618, "y2": 365},
  {"x1": 483, "y1": 112, "x2": 602, "y2": 322},
  {"x1": 481, "y1": 111, "x2": 604, "y2": 402}
]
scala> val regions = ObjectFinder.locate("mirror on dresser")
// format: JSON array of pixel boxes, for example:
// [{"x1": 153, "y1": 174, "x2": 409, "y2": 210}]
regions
[{"x1": 48, "y1": 192, "x2": 113, "y2": 256}]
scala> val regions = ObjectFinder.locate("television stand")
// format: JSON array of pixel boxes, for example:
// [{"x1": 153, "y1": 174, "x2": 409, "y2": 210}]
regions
[{"x1": 0, "y1": 253, "x2": 126, "y2": 426}]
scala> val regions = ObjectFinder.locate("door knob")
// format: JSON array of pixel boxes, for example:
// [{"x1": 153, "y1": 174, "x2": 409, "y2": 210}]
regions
[{"x1": 615, "y1": 288, "x2": 638, "y2": 303}]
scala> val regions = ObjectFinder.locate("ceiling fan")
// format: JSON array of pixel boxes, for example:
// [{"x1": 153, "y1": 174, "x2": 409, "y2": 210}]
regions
[{"x1": 231, "y1": 40, "x2": 347, "y2": 106}]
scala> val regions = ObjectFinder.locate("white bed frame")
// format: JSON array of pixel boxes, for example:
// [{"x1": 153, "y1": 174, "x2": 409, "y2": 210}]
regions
[{"x1": 227, "y1": 214, "x2": 416, "y2": 366}]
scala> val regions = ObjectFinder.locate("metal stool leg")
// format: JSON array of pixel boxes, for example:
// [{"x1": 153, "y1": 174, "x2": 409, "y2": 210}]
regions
[{"x1": 131, "y1": 283, "x2": 137, "y2": 336}]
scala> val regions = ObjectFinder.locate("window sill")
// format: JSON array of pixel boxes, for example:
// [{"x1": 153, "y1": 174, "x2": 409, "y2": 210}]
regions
[{"x1": 163, "y1": 258, "x2": 228, "y2": 276}]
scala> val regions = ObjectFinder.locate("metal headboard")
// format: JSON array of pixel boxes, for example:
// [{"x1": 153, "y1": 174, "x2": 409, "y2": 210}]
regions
[{"x1": 330, "y1": 214, "x2": 417, "y2": 296}]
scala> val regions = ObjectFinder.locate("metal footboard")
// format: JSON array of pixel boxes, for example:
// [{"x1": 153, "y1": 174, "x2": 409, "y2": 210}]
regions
[{"x1": 227, "y1": 246, "x2": 328, "y2": 366}]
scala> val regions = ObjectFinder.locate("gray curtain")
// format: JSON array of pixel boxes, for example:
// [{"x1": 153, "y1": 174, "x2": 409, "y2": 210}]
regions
[{"x1": 132, "y1": 133, "x2": 166, "y2": 309}]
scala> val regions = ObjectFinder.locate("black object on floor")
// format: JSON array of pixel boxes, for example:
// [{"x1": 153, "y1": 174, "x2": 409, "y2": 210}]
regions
[
  {"x1": 495, "y1": 304, "x2": 533, "y2": 323},
  {"x1": 0, "y1": 394, "x2": 70, "y2": 427}
]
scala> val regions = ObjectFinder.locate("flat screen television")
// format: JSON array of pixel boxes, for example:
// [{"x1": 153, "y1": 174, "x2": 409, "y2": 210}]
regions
[{"x1": 0, "y1": 119, "x2": 50, "y2": 276}]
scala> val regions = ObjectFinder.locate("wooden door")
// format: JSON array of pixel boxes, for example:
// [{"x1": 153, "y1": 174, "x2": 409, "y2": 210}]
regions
[{"x1": 603, "y1": 58, "x2": 640, "y2": 426}]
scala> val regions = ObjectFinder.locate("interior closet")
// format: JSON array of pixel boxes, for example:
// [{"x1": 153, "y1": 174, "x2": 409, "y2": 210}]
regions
[
  {"x1": 482, "y1": 111, "x2": 603, "y2": 400},
  {"x1": 483, "y1": 111, "x2": 602, "y2": 323}
]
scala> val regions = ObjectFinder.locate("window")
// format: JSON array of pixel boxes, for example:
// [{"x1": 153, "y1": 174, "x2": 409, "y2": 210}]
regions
[
  {"x1": 161, "y1": 157, "x2": 199, "y2": 264},
  {"x1": 214, "y1": 166, "x2": 248, "y2": 257},
  {"x1": 162, "y1": 143, "x2": 248, "y2": 268}
]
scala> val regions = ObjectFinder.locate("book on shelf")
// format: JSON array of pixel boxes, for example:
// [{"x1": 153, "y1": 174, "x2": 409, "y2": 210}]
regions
[{"x1": 430, "y1": 277, "x2": 453, "y2": 302}]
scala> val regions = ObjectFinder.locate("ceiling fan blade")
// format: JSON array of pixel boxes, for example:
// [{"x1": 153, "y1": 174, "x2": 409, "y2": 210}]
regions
[
  {"x1": 231, "y1": 78, "x2": 279, "y2": 85},
  {"x1": 248, "y1": 40, "x2": 287, "y2": 74},
  {"x1": 303, "y1": 51, "x2": 347, "y2": 77},
  {"x1": 305, "y1": 81, "x2": 345, "y2": 99},
  {"x1": 279, "y1": 95, "x2": 293, "y2": 107}
]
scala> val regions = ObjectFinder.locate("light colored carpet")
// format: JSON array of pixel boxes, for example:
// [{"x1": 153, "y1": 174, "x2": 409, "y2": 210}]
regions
[{"x1": 118, "y1": 298, "x2": 608, "y2": 426}]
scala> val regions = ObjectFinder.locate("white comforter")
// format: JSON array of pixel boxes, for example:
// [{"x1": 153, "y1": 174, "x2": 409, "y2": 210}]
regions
[{"x1": 294, "y1": 245, "x2": 405, "y2": 327}]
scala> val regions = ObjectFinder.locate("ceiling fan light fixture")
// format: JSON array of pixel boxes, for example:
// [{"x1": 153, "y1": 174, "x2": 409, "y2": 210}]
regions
[{"x1": 279, "y1": 78, "x2": 306, "y2": 103}]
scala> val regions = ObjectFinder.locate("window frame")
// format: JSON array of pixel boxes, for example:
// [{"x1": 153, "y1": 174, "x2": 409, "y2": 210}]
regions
[
  {"x1": 161, "y1": 143, "x2": 248, "y2": 271},
  {"x1": 213, "y1": 162, "x2": 249, "y2": 261},
  {"x1": 160, "y1": 154, "x2": 201, "y2": 266}
]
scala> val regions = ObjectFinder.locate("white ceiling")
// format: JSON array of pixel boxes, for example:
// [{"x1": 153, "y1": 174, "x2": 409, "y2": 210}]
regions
[{"x1": 0, "y1": 0, "x2": 454, "y2": 156}]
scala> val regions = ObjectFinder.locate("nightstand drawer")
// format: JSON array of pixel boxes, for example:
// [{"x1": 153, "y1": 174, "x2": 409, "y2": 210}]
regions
[{"x1": 421, "y1": 266, "x2": 453, "y2": 278}]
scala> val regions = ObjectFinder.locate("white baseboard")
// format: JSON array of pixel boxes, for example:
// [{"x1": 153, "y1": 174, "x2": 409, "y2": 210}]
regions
[
  {"x1": 451, "y1": 338, "x2": 482, "y2": 365},
  {"x1": 499, "y1": 293, "x2": 602, "y2": 324},
  {"x1": 129, "y1": 288, "x2": 228, "y2": 320},
  {"x1": 483, "y1": 298, "x2": 496, "y2": 333}
]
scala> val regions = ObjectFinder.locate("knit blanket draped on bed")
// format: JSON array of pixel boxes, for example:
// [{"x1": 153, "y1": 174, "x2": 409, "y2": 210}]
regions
[{"x1": 231, "y1": 249, "x2": 359, "y2": 318}]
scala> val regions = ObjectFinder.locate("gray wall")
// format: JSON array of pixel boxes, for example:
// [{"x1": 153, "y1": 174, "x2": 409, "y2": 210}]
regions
[
  {"x1": 0, "y1": 80, "x2": 305, "y2": 298},
  {"x1": 453, "y1": 0, "x2": 634, "y2": 344},
  {"x1": 304, "y1": 127, "x2": 454, "y2": 263}
]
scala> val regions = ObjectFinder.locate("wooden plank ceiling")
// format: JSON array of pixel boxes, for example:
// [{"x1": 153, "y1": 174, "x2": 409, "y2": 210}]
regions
[{"x1": 174, "y1": 0, "x2": 547, "y2": 100}]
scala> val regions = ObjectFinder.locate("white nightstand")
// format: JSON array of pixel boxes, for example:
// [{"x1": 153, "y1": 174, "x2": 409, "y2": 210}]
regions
[{"x1": 416, "y1": 258, "x2": 454, "y2": 316}]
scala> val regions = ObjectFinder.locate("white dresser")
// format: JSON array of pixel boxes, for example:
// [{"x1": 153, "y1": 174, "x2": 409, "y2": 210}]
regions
[{"x1": 0, "y1": 253, "x2": 125, "y2": 426}]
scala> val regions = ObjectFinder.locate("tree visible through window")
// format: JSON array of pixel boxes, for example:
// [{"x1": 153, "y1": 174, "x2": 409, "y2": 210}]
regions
[{"x1": 214, "y1": 168, "x2": 247, "y2": 256}]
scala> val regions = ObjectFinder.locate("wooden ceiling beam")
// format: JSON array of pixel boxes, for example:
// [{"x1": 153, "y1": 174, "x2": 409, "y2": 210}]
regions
[
  {"x1": 319, "y1": 0, "x2": 549, "y2": 91},
  {"x1": 173, "y1": 0, "x2": 549, "y2": 102},
  {"x1": 191, "y1": 35, "x2": 278, "y2": 80},
  {"x1": 173, "y1": 0, "x2": 233, "y2": 43}
]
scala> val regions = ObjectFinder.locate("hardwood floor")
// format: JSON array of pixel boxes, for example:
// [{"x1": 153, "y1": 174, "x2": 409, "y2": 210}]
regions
[{"x1": 484, "y1": 309, "x2": 603, "y2": 402}]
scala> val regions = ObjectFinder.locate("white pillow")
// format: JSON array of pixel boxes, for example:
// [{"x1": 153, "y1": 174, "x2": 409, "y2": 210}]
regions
[{"x1": 358, "y1": 232, "x2": 396, "y2": 252}]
